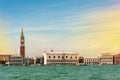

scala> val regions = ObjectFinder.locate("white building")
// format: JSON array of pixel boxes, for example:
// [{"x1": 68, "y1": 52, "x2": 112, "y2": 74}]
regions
[
  {"x1": 100, "y1": 53, "x2": 114, "y2": 65},
  {"x1": 84, "y1": 58, "x2": 100, "y2": 65},
  {"x1": 9, "y1": 56, "x2": 29, "y2": 65},
  {"x1": 44, "y1": 52, "x2": 80, "y2": 65}
]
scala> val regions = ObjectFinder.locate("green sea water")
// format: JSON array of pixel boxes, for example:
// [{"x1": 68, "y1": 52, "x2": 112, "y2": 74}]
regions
[{"x1": 0, "y1": 65, "x2": 120, "y2": 80}]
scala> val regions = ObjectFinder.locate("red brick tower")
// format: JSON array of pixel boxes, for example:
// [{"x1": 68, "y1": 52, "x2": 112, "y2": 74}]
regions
[{"x1": 20, "y1": 28, "x2": 25, "y2": 57}]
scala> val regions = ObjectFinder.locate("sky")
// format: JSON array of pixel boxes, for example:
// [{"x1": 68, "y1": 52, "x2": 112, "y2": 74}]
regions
[{"x1": 0, "y1": 0, "x2": 120, "y2": 57}]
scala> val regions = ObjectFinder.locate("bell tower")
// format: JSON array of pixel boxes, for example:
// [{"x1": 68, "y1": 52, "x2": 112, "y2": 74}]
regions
[{"x1": 20, "y1": 28, "x2": 25, "y2": 57}]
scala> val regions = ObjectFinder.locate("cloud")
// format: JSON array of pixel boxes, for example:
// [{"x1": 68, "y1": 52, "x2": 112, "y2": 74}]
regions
[
  {"x1": 67, "y1": 4, "x2": 120, "y2": 57},
  {"x1": 6, "y1": 1, "x2": 120, "y2": 57},
  {"x1": 0, "y1": 19, "x2": 14, "y2": 54}
]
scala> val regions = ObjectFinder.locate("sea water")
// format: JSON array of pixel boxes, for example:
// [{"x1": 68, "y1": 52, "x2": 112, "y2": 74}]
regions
[{"x1": 0, "y1": 65, "x2": 120, "y2": 80}]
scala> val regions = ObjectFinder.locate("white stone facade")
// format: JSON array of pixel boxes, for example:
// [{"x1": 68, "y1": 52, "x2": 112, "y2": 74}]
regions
[
  {"x1": 100, "y1": 55, "x2": 114, "y2": 65},
  {"x1": 9, "y1": 56, "x2": 29, "y2": 65},
  {"x1": 44, "y1": 52, "x2": 80, "y2": 65},
  {"x1": 84, "y1": 58, "x2": 100, "y2": 65}
]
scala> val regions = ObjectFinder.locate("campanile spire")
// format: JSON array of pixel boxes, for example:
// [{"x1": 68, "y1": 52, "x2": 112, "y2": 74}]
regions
[
  {"x1": 20, "y1": 28, "x2": 25, "y2": 57},
  {"x1": 21, "y1": 28, "x2": 24, "y2": 38}
]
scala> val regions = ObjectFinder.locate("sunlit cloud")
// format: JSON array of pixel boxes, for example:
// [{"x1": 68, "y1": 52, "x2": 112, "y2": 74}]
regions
[
  {"x1": 68, "y1": 4, "x2": 120, "y2": 57},
  {"x1": 2, "y1": 0, "x2": 120, "y2": 57},
  {"x1": 0, "y1": 19, "x2": 14, "y2": 54}
]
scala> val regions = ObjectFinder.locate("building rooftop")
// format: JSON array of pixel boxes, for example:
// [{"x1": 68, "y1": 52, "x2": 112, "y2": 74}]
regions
[{"x1": 44, "y1": 52, "x2": 79, "y2": 55}]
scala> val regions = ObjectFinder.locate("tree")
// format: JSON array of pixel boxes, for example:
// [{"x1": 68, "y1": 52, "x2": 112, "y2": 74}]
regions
[{"x1": 0, "y1": 60, "x2": 5, "y2": 64}]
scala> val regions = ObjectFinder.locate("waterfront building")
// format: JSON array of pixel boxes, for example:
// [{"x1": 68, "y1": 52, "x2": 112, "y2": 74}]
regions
[
  {"x1": 79, "y1": 56, "x2": 84, "y2": 65},
  {"x1": 9, "y1": 56, "x2": 23, "y2": 65},
  {"x1": 20, "y1": 28, "x2": 25, "y2": 57},
  {"x1": 28, "y1": 58, "x2": 34, "y2": 65},
  {"x1": 40, "y1": 56, "x2": 44, "y2": 65},
  {"x1": 33, "y1": 57, "x2": 37, "y2": 65},
  {"x1": 32, "y1": 56, "x2": 44, "y2": 65},
  {"x1": 0, "y1": 54, "x2": 11, "y2": 61},
  {"x1": 44, "y1": 51, "x2": 80, "y2": 65},
  {"x1": 84, "y1": 57, "x2": 100, "y2": 65},
  {"x1": 114, "y1": 53, "x2": 120, "y2": 65},
  {"x1": 33, "y1": 57, "x2": 41, "y2": 65},
  {"x1": 9, "y1": 56, "x2": 29, "y2": 65},
  {"x1": 23, "y1": 57, "x2": 29, "y2": 65},
  {"x1": 79, "y1": 56, "x2": 84, "y2": 63},
  {"x1": 100, "y1": 53, "x2": 114, "y2": 65},
  {"x1": 34, "y1": 56, "x2": 44, "y2": 65}
]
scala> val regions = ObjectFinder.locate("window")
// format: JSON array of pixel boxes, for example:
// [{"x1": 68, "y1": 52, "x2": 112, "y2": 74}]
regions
[
  {"x1": 58, "y1": 56, "x2": 60, "y2": 58},
  {"x1": 66, "y1": 56, "x2": 68, "y2": 58},
  {"x1": 71, "y1": 57, "x2": 72, "y2": 59},
  {"x1": 62, "y1": 56, "x2": 64, "y2": 59},
  {"x1": 75, "y1": 57, "x2": 77, "y2": 59},
  {"x1": 53, "y1": 56, "x2": 55, "y2": 58},
  {"x1": 49, "y1": 56, "x2": 51, "y2": 58}
]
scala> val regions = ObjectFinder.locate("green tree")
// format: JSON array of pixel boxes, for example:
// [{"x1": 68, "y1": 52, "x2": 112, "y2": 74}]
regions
[{"x1": 0, "y1": 60, "x2": 5, "y2": 64}]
